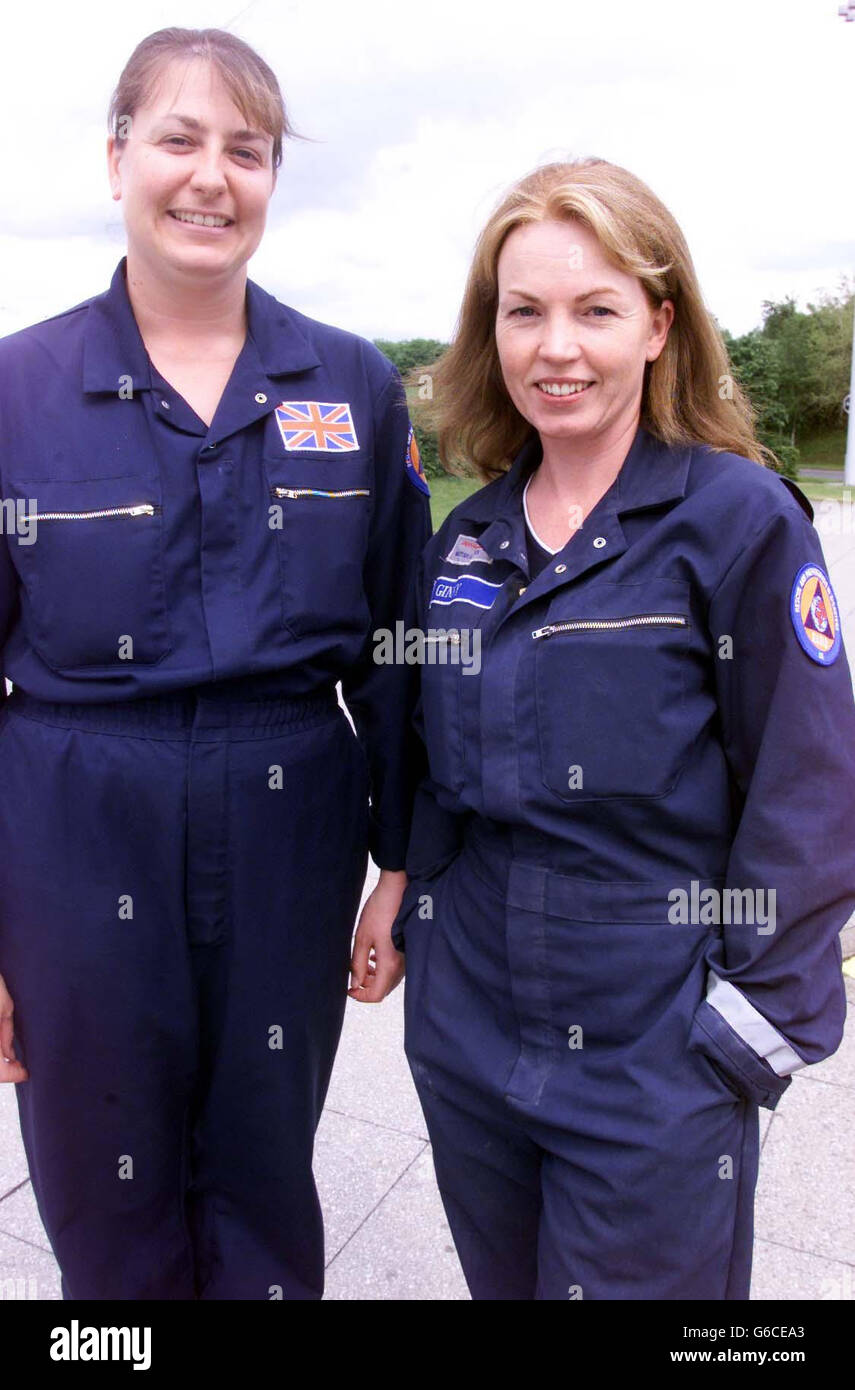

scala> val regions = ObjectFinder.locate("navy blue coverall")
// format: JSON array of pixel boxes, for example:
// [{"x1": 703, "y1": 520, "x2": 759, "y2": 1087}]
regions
[
  {"x1": 0, "y1": 257, "x2": 430, "y2": 1299},
  {"x1": 394, "y1": 425, "x2": 855, "y2": 1300}
]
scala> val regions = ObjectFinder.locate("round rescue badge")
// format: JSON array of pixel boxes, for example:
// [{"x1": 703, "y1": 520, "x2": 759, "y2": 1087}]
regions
[
  {"x1": 405, "y1": 425, "x2": 431, "y2": 496},
  {"x1": 790, "y1": 563, "x2": 841, "y2": 665}
]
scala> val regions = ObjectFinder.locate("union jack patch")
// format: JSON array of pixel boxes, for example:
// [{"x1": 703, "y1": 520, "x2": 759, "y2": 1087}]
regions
[{"x1": 274, "y1": 401, "x2": 360, "y2": 452}]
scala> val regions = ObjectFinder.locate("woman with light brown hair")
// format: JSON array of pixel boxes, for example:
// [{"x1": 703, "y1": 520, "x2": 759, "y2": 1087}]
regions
[
  {"x1": 0, "y1": 27, "x2": 429, "y2": 1299},
  {"x1": 394, "y1": 158, "x2": 855, "y2": 1299}
]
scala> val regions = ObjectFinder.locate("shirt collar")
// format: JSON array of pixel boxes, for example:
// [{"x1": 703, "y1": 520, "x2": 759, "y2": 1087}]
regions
[{"x1": 83, "y1": 256, "x2": 321, "y2": 394}]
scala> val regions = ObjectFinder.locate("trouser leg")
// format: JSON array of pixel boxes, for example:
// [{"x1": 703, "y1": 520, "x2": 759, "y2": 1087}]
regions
[
  {"x1": 410, "y1": 1069, "x2": 542, "y2": 1300},
  {"x1": 513, "y1": 897, "x2": 761, "y2": 1301},
  {"x1": 531, "y1": 1089, "x2": 758, "y2": 1300},
  {"x1": 185, "y1": 710, "x2": 368, "y2": 1300},
  {"x1": 403, "y1": 851, "x2": 542, "y2": 1299},
  {"x1": 0, "y1": 709, "x2": 197, "y2": 1299}
]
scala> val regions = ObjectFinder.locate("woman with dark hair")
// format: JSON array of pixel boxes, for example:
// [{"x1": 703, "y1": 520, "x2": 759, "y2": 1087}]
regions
[
  {"x1": 395, "y1": 158, "x2": 855, "y2": 1300},
  {"x1": 0, "y1": 28, "x2": 429, "y2": 1299}
]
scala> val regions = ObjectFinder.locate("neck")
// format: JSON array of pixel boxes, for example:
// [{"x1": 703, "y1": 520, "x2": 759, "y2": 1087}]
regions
[
  {"x1": 124, "y1": 250, "x2": 248, "y2": 347},
  {"x1": 536, "y1": 413, "x2": 641, "y2": 510}
]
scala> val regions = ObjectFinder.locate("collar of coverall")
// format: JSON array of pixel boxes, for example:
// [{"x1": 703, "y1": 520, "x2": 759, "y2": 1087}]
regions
[
  {"x1": 471, "y1": 425, "x2": 814, "y2": 526},
  {"x1": 454, "y1": 423, "x2": 693, "y2": 536},
  {"x1": 82, "y1": 256, "x2": 322, "y2": 394},
  {"x1": 438, "y1": 425, "x2": 692, "y2": 577}
]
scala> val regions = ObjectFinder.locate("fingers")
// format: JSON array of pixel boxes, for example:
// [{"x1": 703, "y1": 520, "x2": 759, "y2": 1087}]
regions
[
  {"x1": 348, "y1": 940, "x2": 405, "y2": 1004},
  {"x1": 0, "y1": 1014, "x2": 29, "y2": 1083},
  {"x1": 0, "y1": 1055, "x2": 29, "y2": 1084},
  {"x1": 349, "y1": 924, "x2": 372, "y2": 995}
]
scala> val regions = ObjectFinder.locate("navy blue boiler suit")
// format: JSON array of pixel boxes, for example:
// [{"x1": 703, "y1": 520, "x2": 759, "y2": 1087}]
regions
[
  {"x1": 395, "y1": 426, "x2": 855, "y2": 1300},
  {"x1": 0, "y1": 258, "x2": 430, "y2": 1299}
]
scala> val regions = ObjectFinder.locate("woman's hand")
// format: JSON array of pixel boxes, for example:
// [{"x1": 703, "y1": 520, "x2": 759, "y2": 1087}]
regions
[
  {"x1": 0, "y1": 973, "x2": 28, "y2": 1082},
  {"x1": 348, "y1": 869, "x2": 408, "y2": 1003}
]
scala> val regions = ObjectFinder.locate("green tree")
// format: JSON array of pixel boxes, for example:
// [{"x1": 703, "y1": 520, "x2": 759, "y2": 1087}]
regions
[
  {"x1": 722, "y1": 326, "x2": 798, "y2": 477},
  {"x1": 373, "y1": 338, "x2": 448, "y2": 477},
  {"x1": 760, "y1": 283, "x2": 853, "y2": 441}
]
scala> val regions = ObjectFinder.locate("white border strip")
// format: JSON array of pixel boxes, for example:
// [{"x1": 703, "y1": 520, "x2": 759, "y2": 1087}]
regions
[{"x1": 706, "y1": 970, "x2": 806, "y2": 1077}]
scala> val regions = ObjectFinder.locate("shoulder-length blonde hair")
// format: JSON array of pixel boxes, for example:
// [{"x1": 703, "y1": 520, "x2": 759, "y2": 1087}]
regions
[{"x1": 416, "y1": 159, "x2": 771, "y2": 481}]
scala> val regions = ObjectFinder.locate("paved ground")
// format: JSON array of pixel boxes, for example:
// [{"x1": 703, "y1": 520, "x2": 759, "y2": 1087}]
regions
[{"x1": 0, "y1": 510, "x2": 853, "y2": 1301}]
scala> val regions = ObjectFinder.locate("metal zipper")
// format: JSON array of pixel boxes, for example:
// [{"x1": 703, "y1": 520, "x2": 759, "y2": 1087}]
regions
[
  {"x1": 17, "y1": 503, "x2": 159, "y2": 522},
  {"x1": 423, "y1": 631, "x2": 461, "y2": 644},
  {"x1": 270, "y1": 486, "x2": 370, "y2": 500},
  {"x1": 532, "y1": 614, "x2": 688, "y2": 640}
]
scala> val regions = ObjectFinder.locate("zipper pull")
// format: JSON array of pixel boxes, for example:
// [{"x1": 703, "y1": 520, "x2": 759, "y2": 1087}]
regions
[
  {"x1": 127, "y1": 504, "x2": 156, "y2": 516},
  {"x1": 531, "y1": 625, "x2": 554, "y2": 640}
]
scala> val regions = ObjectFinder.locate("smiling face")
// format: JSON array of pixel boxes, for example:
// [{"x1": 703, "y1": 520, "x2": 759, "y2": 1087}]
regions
[
  {"x1": 107, "y1": 58, "x2": 276, "y2": 285},
  {"x1": 495, "y1": 218, "x2": 673, "y2": 453}
]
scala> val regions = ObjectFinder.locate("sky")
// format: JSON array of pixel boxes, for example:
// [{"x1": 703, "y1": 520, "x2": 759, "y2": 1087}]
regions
[{"x1": 0, "y1": 0, "x2": 852, "y2": 343}]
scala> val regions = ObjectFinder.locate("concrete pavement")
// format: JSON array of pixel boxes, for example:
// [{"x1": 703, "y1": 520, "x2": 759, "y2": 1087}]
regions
[{"x1": 0, "y1": 501, "x2": 853, "y2": 1300}]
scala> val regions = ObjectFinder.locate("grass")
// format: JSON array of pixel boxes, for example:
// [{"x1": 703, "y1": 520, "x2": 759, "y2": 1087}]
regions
[
  {"x1": 799, "y1": 480, "x2": 853, "y2": 503},
  {"x1": 795, "y1": 428, "x2": 847, "y2": 471},
  {"x1": 427, "y1": 474, "x2": 482, "y2": 530}
]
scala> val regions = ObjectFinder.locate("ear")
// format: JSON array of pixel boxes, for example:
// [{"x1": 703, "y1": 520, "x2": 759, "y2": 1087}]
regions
[
  {"x1": 646, "y1": 298, "x2": 675, "y2": 362},
  {"x1": 106, "y1": 134, "x2": 123, "y2": 201}
]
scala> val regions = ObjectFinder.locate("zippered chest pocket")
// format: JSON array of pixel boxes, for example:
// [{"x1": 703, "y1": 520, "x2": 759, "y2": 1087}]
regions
[
  {"x1": 532, "y1": 582, "x2": 691, "y2": 801},
  {"x1": 4, "y1": 474, "x2": 171, "y2": 673},
  {"x1": 264, "y1": 457, "x2": 373, "y2": 639}
]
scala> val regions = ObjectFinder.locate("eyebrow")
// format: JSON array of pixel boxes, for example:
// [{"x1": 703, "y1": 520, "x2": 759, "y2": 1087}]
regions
[
  {"x1": 154, "y1": 113, "x2": 270, "y2": 143},
  {"x1": 503, "y1": 285, "x2": 624, "y2": 302}
]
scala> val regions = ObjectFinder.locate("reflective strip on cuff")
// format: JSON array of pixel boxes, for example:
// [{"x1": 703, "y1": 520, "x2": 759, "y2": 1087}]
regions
[{"x1": 705, "y1": 971, "x2": 806, "y2": 1077}]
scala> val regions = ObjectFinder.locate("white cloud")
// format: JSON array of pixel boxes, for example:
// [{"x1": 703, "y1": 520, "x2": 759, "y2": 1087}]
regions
[{"x1": 0, "y1": 0, "x2": 852, "y2": 341}]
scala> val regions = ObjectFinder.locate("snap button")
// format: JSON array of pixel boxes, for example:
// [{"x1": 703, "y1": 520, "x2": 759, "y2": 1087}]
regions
[
  {"x1": 593, "y1": 536, "x2": 607, "y2": 549},
  {"x1": 554, "y1": 563, "x2": 567, "y2": 574},
  {"x1": 255, "y1": 392, "x2": 268, "y2": 404},
  {"x1": 160, "y1": 399, "x2": 170, "y2": 410},
  {"x1": 499, "y1": 540, "x2": 510, "y2": 550},
  {"x1": 519, "y1": 586, "x2": 527, "y2": 595}
]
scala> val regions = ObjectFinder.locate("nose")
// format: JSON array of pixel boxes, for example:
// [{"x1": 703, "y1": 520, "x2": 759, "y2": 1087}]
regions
[
  {"x1": 537, "y1": 310, "x2": 582, "y2": 364},
  {"x1": 188, "y1": 144, "x2": 229, "y2": 196}
]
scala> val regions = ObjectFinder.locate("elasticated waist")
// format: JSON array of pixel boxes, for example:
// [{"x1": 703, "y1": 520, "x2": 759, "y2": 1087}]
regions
[{"x1": 4, "y1": 685, "x2": 340, "y2": 740}]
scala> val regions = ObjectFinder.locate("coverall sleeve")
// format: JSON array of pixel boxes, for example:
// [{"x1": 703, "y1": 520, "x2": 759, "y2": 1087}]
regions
[
  {"x1": 689, "y1": 503, "x2": 855, "y2": 1108},
  {"x1": 390, "y1": 533, "x2": 471, "y2": 951},
  {"x1": 340, "y1": 368, "x2": 432, "y2": 870}
]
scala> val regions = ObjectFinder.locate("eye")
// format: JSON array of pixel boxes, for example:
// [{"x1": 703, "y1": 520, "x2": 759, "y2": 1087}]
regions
[
  {"x1": 509, "y1": 306, "x2": 537, "y2": 318},
  {"x1": 587, "y1": 306, "x2": 615, "y2": 317},
  {"x1": 164, "y1": 136, "x2": 192, "y2": 148},
  {"x1": 234, "y1": 149, "x2": 261, "y2": 163}
]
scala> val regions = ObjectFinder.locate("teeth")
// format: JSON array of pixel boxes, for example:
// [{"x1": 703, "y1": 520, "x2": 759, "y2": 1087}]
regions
[
  {"x1": 537, "y1": 381, "x2": 592, "y2": 396},
  {"x1": 171, "y1": 211, "x2": 231, "y2": 227}
]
